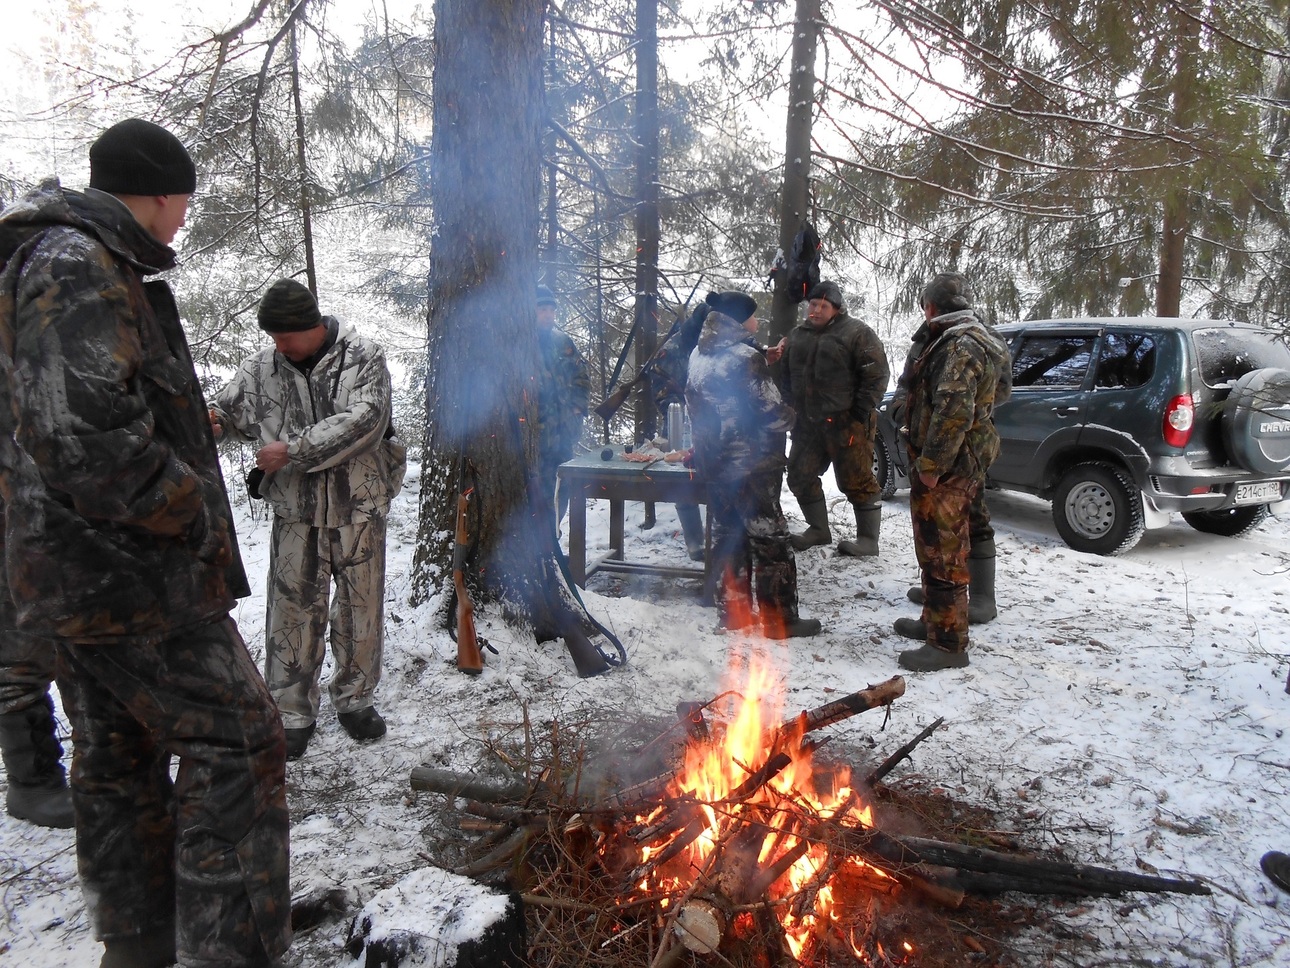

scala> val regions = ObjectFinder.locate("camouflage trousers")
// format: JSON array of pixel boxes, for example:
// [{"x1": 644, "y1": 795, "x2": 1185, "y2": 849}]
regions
[
  {"x1": 709, "y1": 470, "x2": 801, "y2": 624},
  {"x1": 787, "y1": 412, "x2": 880, "y2": 506},
  {"x1": 0, "y1": 629, "x2": 56, "y2": 716},
  {"x1": 266, "y1": 515, "x2": 386, "y2": 729},
  {"x1": 910, "y1": 474, "x2": 979, "y2": 653},
  {"x1": 55, "y1": 617, "x2": 290, "y2": 968}
]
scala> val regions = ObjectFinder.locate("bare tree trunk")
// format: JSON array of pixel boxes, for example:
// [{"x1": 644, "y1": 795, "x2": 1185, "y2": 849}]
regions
[
  {"x1": 288, "y1": 19, "x2": 317, "y2": 294},
  {"x1": 770, "y1": 0, "x2": 819, "y2": 344},
  {"x1": 412, "y1": 0, "x2": 548, "y2": 609},
  {"x1": 634, "y1": 0, "x2": 659, "y2": 450},
  {"x1": 1155, "y1": 2, "x2": 1200, "y2": 318}
]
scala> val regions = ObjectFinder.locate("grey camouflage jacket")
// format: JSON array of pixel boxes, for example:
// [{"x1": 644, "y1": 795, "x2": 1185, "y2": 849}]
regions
[
  {"x1": 0, "y1": 180, "x2": 248, "y2": 640},
  {"x1": 213, "y1": 320, "x2": 406, "y2": 527},
  {"x1": 686, "y1": 310, "x2": 795, "y2": 483}
]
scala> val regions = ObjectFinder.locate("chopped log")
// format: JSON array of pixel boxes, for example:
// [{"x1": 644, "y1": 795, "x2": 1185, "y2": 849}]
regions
[
  {"x1": 780, "y1": 676, "x2": 906, "y2": 738},
  {"x1": 411, "y1": 766, "x2": 533, "y2": 805},
  {"x1": 865, "y1": 716, "x2": 945, "y2": 786}
]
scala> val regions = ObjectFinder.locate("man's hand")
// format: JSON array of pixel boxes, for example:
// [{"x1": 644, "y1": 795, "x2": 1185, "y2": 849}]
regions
[
  {"x1": 209, "y1": 408, "x2": 223, "y2": 439},
  {"x1": 918, "y1": 470, "x2": 940, "y2": 489},
  {"x1": 256, "y1": 441, "x2": 290, "y2": 473},
  {"x1": 765, "y1": 337, "x2": 787, "y2": 366}
]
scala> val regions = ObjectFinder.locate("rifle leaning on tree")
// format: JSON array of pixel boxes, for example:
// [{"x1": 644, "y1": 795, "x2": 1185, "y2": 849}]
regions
[{"x1": 448, "y1": 460, "x2": 492, "y2": 675}]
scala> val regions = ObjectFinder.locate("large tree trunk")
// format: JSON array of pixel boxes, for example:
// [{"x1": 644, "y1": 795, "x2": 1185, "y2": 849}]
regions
[
  {"x1": 634, "y1": 0, "x2": 660, "y2": 450},
  {"x1": 1155, "y1": 1, "x2": 1201, "y2": 318},
  {"x1": 412, "y1": 0, "x2": 550, "y2": 610},
  {"x1": 770, "y1": 0, "x2": 819, "y2": 344}
]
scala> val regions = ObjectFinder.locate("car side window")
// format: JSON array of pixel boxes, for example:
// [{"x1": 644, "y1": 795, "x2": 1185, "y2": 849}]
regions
[
  {"x1": 1094, "y1": 332, "x2": 1156, "y2": 389},
  {"x1": 1011, "y1": 334, "x2": 1097, "y2": 388}
]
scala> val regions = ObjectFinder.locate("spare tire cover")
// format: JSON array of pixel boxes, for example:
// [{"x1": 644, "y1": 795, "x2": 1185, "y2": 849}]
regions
[{"x1": 1222, "y1": 367, "x2": 1290, "y2": 475}]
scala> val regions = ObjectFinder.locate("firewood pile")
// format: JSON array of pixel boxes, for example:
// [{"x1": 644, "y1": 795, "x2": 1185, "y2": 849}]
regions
[{"x1": 411, "y1": 663, "x2": 1209, "y2": 968}]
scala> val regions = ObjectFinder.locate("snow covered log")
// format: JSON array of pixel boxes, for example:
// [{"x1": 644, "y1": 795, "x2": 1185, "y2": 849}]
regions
[{"x1": 344, "y1": 866, "x2": 526, "y2": 967}]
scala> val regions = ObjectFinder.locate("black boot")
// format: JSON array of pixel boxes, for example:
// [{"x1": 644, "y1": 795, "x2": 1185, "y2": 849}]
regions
[
  {"x1": 898, "y1": 643, "x2": 969, "y2": 671},
  {"x1": 967, "y1": 555, "x2": 997, "y2": 623},
  {"x1": 676, "y1": 504, "x2": 706, "y2": 561},
  {"x1": 0, "y1": 692, "x2": 74, "y2": 829},
  {"x1": 837, "y1": 503, "x2": 881, "y2": 557},
  {"x1": 99, "y1": 928, "x2": 177, "y2": 968},
  {"x1": 892, "y1": 616, "x2": 926, "y2": 641},
  {"x1": 790, "y1": 499, "x2": 831, "y2": 550},
  {"x1": 763, "y1": 616, "x2": 823, "y2": 638}
]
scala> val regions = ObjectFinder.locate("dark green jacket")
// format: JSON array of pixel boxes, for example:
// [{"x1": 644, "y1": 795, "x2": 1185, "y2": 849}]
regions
[
  {"x1": 782, "y1": 311, "x2": 890, "y2": 426},
  {"x1": 0, "y1": 180, "x2": 248, "y2": 641},
  {"x1": 536, "y1": 326, "x2": 590, "y2": 464}
]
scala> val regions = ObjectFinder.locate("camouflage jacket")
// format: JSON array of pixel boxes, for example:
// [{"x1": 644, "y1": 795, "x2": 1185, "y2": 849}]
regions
[
  {"x1": 213, "y1": 320, "x2": 406, "y2": 527},
  {"x1": 782, "y1": 311, "x2": 890, "y2": 426},
  {"x1": 0, "y1": 180, "x2": 248, "y2": 641},
  {"x1": 890, "y1": 317, "x2": 1013, "y2": 430},
  {"x1": 536, "y1": 327, "x2": 590, "y2": 463},
  {"x1": 906, "y1": 310, "x2": 1013, "y2": 481},
  {"x1": 685, "y1": 310, "x2": 795, "y2": 482}
]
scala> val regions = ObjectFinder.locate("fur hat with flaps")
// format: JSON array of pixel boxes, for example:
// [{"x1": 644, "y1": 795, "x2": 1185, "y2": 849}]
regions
[
  {"x1": 257, "y1": 279, "x2": 323, "y2": 333},
  {"x1": 89, "y1": 118, "x2": 196, "y2": 197},
  {"x1": 806, "y1": 280, "x2": 845, "y2": 310},
  {"x1": 704, "y1": 290, "x2": 758, "y2": 323},
  {"x1": 920, "y1": 272, "x2": 973, "y2": 313}
]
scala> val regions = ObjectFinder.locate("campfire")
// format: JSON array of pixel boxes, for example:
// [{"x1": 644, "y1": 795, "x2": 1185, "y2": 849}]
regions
[{"x1": 412, "y1": 644, "x2": 1209, "y2": 967}]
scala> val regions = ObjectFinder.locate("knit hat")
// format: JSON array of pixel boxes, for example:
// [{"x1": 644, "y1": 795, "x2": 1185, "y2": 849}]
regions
[
  {"x1": 536, "y1": 285, "x2": 557, "y2": 307},
  {"x1": 704, "y1": 290, "x2": 758, "y2": 323},
  {"x1": 806, "y1": 280, "x2": 845, "y2": 309},
  {"x1": 920, "y1": 272, "x2": 973, "y2": 313},
  {"x1": 257, "y1": 279, "x2": 323, "y2": 333},
  {"x1": 89, "y1": 119, "x2": 197, "y2": 196}
]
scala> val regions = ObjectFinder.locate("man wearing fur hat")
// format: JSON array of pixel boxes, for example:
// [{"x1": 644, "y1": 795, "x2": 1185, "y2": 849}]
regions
[
  {"x1": 892, "y1": 272, "x2": 1011, "y2": 671},
  {"x1": 0, "y1": 118, "x2": 290, "y2": 967},
  {"x1": 781, "y1": 280, "x2": 891, "y2": 556},
  {"x1": 686, "y1": 291, "x2": 821, "y2": 638},
  {"x1": 213, "y1": 279, "x2": 406, "y2": 760},
  {"x1": 534, "y1": 284, "x2": 590, "y2": 524}
]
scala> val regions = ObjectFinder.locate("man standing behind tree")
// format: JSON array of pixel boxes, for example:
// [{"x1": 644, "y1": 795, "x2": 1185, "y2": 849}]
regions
[
  {"x1": 782, "y1": 280, "x2": 890, "y2": 556},
  {"x1": 894, "y1": 272, "x2": 1011, "y2": 672},
  {"x1": 534, "y1": 284, "x2": 590, "y2": 524},
  {"x1": 0, "y1": 118, "x2": 290, "y2": 968},
  {"x1": 213, "y1": 279, "x2": 406, "y2": 760}
]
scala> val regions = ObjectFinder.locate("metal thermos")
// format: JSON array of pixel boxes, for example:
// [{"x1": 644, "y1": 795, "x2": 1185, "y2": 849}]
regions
[{"x1": 667, "y1": 403, "x2": 684, "y2": 451}]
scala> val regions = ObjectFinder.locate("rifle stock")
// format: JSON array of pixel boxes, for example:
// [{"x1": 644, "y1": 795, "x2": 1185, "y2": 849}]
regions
[
  {"x1": 593, "y1": 374, "x2": 644, "y2": 422},
  {"x1": 453, "y1": 491, "x2": 483, "y2": 675}
]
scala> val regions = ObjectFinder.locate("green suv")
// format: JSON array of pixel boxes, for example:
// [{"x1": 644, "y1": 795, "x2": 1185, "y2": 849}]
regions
[{"x1": 875, "y1": 318, "x2": 1290, "y2": 554}]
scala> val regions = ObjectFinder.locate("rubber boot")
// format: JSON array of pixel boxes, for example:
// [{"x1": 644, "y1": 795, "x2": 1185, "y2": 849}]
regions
[
  {"x1": 0, "y1": 693, "x2": 74, "y2": 829},
  {"x1": 897, "y1": 643, "x2": 970, "y2": 671},
  {"x1": 99, "y1": 928, "x2": 177, "y2": 968},
  {"x1": 790, "y1": 499, "x2": 831, "y2": 550},
  {"x1": 837, "y1": 503, "x2": 881, "y2": 557},
  {"x1": 907, "y1": 558, "x2": 998, "y2": 624},
  {"x1": 676, "y1": 503, "x2": 706, "y2": 562},
  {"x1": 763, "y1": 616, "x2": 823, "y2": 639},
  {"x1": 892, "y1": 616, "x2": 926, "y2": 641},
  {"x1": 967, "y1": 555, "x2": 997, "y2": 623}
]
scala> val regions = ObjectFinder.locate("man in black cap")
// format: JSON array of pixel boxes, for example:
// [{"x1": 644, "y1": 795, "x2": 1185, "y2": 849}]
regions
[
  {"x1": 534, "y1": 284, "x2": 590, "y2": 524},
  {"x1": 213, "y1": 279, "x2": 406, "y2": 760},
  {"x1": 781, "y1": 280, "x2": 891, "y2": 557},
  {"x1": 0, "y1": 118, "x2": 290, "y2": 967}
]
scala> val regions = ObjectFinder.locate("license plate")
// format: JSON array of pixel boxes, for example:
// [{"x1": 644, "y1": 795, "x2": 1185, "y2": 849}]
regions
[{"x1": 1234, "y1": 481, "x2": 1285, "y2": 504}]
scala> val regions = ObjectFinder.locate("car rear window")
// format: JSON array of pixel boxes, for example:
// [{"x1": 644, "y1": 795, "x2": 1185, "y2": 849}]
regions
[
  {"x1": 1012, "y1": 334, "x2": 1097, "y2": 388},
  {"x1": 1192, "y1": 328, "x2": 1290, "y2": 388}
]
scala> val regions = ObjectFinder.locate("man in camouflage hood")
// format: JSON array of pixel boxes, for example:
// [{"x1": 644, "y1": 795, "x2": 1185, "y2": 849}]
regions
[
  {"x1": 0, "y1": 118, "x2": 290, "y2": 968},
  {"x1": 213, "y1": 279, "x2": 407, "y2": 760},
  {"x1": 686, "y1": 291, "x2": 821, "y2": 638},
  {"x1": 894, "y1": 272, "x2": 1011, "y2": 672}
]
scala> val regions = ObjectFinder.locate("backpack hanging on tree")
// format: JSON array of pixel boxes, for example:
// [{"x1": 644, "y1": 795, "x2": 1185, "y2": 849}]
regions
[{"x1": 783, "y1": 223, "x2": 821, "y2": 304}]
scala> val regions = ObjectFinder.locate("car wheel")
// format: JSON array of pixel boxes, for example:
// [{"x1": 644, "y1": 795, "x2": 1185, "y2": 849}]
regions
[
  {"x1": 1222, "y1": 367, "x2": 1290, "y2": 475},
  {"x1": 1181, "y1": 504, "x2": 1271, "y2": 538},
  {"x1": 1052, "y1": 461, "x2": 1145, "y2": 555},
  {"x1": 873, "y1": 435, "x2": 896, "y2": 500}
]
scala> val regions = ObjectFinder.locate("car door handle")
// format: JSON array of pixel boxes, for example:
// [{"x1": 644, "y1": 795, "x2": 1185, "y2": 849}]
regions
[{"x1": 1051, "y1": 407, "x2": 1079, "y2": 416}]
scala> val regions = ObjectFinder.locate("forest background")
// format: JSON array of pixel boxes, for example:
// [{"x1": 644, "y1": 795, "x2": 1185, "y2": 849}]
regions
[{"x1": 3, "y1": 0, "x2": 1290, "y2": 626}]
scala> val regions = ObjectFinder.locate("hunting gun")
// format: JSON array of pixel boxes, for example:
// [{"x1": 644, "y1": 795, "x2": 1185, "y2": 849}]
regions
[{"x1": 452, "y1": 479, "x2": 484, "y2": 675}]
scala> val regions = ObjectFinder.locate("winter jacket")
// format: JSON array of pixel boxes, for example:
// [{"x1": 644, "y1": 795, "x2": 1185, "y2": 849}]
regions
[
  {"x1": 906, "y1": 310, "x2": 1013, "y2": 482},
  {"x1": 686, "y1": 310, "x2": 795, "y2": 482},
  {"x1": 214, "y1": 320, "x2": 406, "y2": 527},
  {"x1": 890, "y1": 317, "x2": 1013, "y2": 430},
  {"x1": 782, "y1": 311, "x2": 890, "y2": 426},
  {"x1": 536, "y1": 327, "x2": 590, "y2": 465},
  {"x1": 0, "y1": 180, "x2": 248, "y2": 640}
]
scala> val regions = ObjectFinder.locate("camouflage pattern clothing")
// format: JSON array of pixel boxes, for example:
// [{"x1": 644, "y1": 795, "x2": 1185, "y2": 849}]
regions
[
  {"x1": 0, "y1": 542, "x2": 54, "y2": 716},
  {"x1": 782, "y1": 310, "x2": 890, "y2": 506},
  {"x1": 536, "y1": 326, "x2": 590, "y2": 517},
  {"x1": 214, "y1": 320, "x2": 405, "y2": 730},
  {"x1": 905, "y1": 310, "x2": 1012, "y2": 651},
  {"x1": 0, "y1": 180, "x2": 289, "y2": 965},
  {"x1": 686, "y1": 310, "x2": 802, "y2": 622}
]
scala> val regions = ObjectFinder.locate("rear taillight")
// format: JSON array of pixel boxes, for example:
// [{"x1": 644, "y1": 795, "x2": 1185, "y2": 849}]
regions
[{"x1": 1163, "y1": 394, "x2": 1194, "y2": 447}]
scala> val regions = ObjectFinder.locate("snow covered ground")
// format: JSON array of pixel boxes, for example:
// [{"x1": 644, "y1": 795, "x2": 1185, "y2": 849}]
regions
[{"x1": 3, "y1": 462, "x2": 1289, "y2": 967}]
